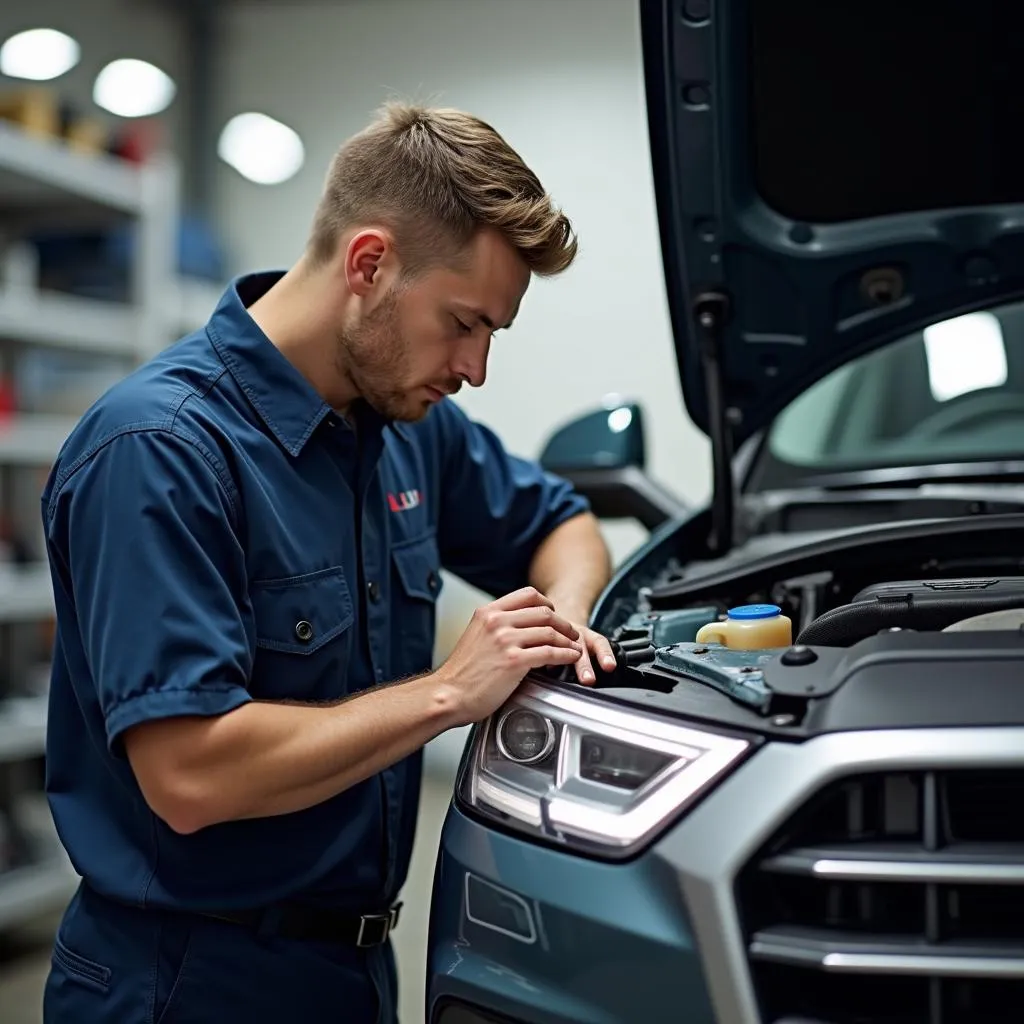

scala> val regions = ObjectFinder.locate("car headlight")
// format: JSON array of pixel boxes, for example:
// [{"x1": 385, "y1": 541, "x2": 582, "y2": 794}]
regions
[{"x1": 457, "y1": 677, "x2": 752, "y2": 858}]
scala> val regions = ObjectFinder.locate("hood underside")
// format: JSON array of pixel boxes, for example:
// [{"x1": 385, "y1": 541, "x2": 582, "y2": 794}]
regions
[{"x1": 640, "y1": 0, "x2": 1024, "y2": 448}]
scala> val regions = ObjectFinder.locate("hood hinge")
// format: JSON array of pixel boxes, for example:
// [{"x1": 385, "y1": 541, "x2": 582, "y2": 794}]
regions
[{"x1": 693, "y1": 290, "x2": 735, "y2": 556}]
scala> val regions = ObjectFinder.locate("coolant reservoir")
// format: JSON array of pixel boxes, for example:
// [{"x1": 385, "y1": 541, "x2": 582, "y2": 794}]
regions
[{"x1": 694, "y1": 604, "x2": 793, "y2": 650}]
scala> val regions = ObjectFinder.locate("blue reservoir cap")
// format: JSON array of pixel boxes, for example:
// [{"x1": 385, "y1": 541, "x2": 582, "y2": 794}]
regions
[{"x1": 727, "y1": 603, "x2": 781, "y2": 620}]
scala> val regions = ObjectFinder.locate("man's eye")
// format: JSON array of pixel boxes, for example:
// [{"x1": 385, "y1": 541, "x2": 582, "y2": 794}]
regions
[{"x1": 453, "y1": 316, "x2": 472, "y2": 334}]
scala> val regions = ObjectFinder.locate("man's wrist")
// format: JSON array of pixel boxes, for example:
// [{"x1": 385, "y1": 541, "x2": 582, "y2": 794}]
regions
[{"x1": 413, "y1": 666, "x2": 467, "y2": 731}]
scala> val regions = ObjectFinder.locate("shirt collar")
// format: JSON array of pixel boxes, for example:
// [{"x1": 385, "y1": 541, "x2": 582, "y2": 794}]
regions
[{"x1": 206, "y1": 271, "x2": 333, "y2": 457}]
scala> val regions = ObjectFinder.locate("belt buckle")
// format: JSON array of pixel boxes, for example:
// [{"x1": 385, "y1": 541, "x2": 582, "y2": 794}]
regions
[{"x1": 356, "y1": 903, "x2": 401, "y2": 948}]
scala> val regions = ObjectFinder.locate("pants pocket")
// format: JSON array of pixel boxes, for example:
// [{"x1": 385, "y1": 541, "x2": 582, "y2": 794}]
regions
[
  {"x1": 43, "y1": 886, "x2": 190, "y2": 1024},
  {"x1": 52, "y1": 934, "x2": 112, "y2": 994}
]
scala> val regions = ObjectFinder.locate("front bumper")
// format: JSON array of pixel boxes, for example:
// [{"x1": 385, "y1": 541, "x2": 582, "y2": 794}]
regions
[
  {"x1": 426, "y1": 726, "x2": 1024, "y2": 1024},
  {"x1": 426, "y1": 802, "x2": 717, "y2": 1024}
]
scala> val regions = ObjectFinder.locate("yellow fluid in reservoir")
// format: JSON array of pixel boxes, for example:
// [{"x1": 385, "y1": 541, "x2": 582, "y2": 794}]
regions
[{"x1": 695, "y1": 604, "x2": 793, "y2": 650}]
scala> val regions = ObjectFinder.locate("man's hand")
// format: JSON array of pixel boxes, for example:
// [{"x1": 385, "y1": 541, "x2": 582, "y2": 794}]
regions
[
  {"x1": 563, "y1": 619, "x2": 617, "y2": 686},
  {"x1": 434, "y1": 587, "x2": 583, "y2": 726}
]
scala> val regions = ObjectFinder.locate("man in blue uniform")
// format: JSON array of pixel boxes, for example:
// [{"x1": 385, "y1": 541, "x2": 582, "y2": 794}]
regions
[{"x1": 39, "y1": 103, "x2": 614, "y2": 1022}]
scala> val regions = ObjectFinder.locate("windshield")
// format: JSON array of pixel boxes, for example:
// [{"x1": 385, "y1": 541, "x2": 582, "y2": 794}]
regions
[{"x1": 763, "y1": 298, "x2": 1024, "y2": 478}]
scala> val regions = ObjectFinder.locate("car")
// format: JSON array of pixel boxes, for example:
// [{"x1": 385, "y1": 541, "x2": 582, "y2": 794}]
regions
[{"x1": 423, "y1": 1, "x2": 1024, "y2": 1022}]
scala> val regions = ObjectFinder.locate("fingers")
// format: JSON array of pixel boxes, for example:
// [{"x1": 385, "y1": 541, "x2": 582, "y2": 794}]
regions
[
  {"x1": 519, "y1": 645, "x2": 586, "y2": 669},
  {"x1": 588, "y1": 630, "x2": 617, "y2": 674},
  {"x1": 573, "y1": 642, "x2": 596, "y2": 685},
  {"x1": 501, "y1": 605, "x2": 579, "y2": 642},
  {"x1": 492, "y1": 586, "x2": 555, "y2": 613},
  {"x1": 573, "y1": 629, "x2": 616, "y2": 685},
  {"x1": 481, "y1": 591, "x2": 616, "y2": 684},
  {"x1": 510, "y1": 626, "x2": 582, "y2": 652}
]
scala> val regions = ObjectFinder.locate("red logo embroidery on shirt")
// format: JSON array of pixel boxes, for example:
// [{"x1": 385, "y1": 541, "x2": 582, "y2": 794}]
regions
[{"x1": 388, "y1": 489, "x2": 421, "y2": 512}]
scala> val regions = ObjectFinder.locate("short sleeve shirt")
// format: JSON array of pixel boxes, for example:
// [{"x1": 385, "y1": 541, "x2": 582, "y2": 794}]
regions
[{"x1": 41, "y1": 271, "x2": 589, "y2": 912}]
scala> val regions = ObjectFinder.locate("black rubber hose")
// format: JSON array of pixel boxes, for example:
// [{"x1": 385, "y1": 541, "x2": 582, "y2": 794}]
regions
[{"x1": 798, "y1": 593, "x2": 1024, "y2": 647}]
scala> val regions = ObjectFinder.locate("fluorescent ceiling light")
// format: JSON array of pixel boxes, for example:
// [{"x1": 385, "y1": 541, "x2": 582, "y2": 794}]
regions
[
  {"x1": 218, "y1": 112, "x2": 305, "y2": 185},
  {"x1": 93, "y1": 59, "x2": 176, "y2": 117},
  {"x1": 0, "y1": 28, "x2": 80, "y2": 81},
  {"x1": 922, "y1": 311, "x2": 1007, "y2": 402}
]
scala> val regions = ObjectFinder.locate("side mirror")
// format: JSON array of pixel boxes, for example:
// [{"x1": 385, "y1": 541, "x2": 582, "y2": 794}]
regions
[
  {"x1": 540, "y1": 400, "x2": 688, "y2": 531},
  {"x1": 540, "y1": 401, "x2": 647, "y2": 472}
]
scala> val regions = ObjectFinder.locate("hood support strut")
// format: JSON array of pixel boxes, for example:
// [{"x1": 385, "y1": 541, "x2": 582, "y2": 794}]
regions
[{"x1": 694, "y1": 290, "x2": 735, "y2": 555}]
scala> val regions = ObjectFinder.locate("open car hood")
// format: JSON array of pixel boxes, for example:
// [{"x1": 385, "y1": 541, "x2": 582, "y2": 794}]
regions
[{"x1": 640, "y1": 0, "x2": 1024, "y2": 530}]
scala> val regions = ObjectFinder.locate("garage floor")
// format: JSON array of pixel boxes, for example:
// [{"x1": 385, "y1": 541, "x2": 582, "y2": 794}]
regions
[{"x1": 0, "y1": 768, "x2": 457, "y2": 1024}]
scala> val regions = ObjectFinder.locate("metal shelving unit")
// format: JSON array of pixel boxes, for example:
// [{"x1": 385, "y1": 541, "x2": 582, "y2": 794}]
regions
[
  {"x1": 0, "y1": 285, "x2": 140, "y2": 357},
  {"x1": 0, "y1": 120, "x2": 146, "y2": 216},
  {"x1": 0, "y1": 122, "x2": 219, "y2": 930},
  {"x1": 0, "y1": 415, "x2": 80, "y2": 466}
]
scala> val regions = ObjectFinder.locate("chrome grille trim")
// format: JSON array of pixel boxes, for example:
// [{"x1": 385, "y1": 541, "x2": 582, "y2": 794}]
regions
[
  {"x1": 750, "y1": 928, "x2": 1024, "y2": 978},
  {"x1": 654, "y1": 727, "x2": 1024, "y2": 1024},
  {"x1": 761, "y1": 847, "x2": 1024, "y2": 884}
]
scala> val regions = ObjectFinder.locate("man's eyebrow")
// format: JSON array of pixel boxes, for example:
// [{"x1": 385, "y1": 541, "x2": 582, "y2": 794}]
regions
[{"x1": 457, "y1": 304, "x2": 514, "y2": 331}]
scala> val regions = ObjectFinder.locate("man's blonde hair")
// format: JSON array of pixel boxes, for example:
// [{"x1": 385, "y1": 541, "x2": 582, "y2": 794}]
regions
[{"x1": 307, "y1": 102, "x2": 578, "y2": 277}]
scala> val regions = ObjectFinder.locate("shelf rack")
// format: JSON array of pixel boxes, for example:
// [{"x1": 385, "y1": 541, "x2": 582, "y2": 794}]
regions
[{"x1": 0, "y1": 120, "x2": 224, "y2": 930}]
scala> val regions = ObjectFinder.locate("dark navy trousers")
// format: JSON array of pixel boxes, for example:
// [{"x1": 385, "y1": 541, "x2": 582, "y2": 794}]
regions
[{"x1": 43, "y1": 884, "x2": 398, "y2": 1023}]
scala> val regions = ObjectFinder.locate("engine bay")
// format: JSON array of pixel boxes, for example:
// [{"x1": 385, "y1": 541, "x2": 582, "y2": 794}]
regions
[
  {"x1": 552, "y1": 513, "x2": 1024, "y2": 737},
  {"x1": 644, "y1": 514, "x2": 1024, "y2": 638}
]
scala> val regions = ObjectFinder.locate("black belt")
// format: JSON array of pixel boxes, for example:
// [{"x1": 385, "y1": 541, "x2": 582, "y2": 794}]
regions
[
  {"x1": 198, "y1": 901, "x2": 403, "y2": 947},
  {"x1": 82, "y1": 883, "x2": 400, "y2": 948}
]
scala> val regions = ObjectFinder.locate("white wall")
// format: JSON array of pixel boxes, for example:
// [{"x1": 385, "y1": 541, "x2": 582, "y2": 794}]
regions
[{"x1": 212, "y1": 0, "x2": 712, "y2": 657}]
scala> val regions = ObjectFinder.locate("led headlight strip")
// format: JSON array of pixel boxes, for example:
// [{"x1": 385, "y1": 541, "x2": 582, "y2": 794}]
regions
[{"x1": 460, "y1": 678, "x2": 752, "y2": 858}]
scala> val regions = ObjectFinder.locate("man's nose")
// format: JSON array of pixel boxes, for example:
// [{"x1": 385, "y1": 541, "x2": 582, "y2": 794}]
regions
[{"x1": 451, "y1": 333, "x2": 490, "y2": 389}]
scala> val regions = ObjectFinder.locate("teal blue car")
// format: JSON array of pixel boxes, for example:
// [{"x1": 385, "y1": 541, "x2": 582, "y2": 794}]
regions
[{"x1": 426, "y1": 1, "x2": 1024, "y2": 1021}]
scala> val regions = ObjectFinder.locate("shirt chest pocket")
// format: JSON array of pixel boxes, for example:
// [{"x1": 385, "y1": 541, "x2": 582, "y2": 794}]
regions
[
  {"x1": 390, "y1": 531, "x2": 444, "y2": 679},
  {"x1": 249, "y1": 566, "x2": 354, "y2": 701}
]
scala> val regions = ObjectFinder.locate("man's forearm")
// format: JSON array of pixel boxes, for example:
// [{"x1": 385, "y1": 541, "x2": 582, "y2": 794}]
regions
[
  {"x1": 124, "y1": 673, "x2": 461, "y2": 834},
  {"x1": 528, "y1": 511, "x2": 612, "y2": 624}
]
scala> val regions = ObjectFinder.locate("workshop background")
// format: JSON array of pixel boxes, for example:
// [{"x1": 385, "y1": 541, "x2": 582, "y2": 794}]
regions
[{"x1": 0, "y1": 1, "x2": 709, "y2": 1021}]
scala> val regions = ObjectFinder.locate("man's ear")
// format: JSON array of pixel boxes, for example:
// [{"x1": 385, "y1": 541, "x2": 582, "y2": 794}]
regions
[{"x1": 343, "y1": 229, "x2": 391, "y2": 297}]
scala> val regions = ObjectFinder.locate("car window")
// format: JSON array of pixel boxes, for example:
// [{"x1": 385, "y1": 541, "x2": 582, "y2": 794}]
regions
[{"x1": 767, "y1": 300, "x2": 1024, "y2": 470}]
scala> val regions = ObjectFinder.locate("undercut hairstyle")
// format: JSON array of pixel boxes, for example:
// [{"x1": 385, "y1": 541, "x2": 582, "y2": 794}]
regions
[{"x1": 307, "y1": 102, "x2": 578, "y2": 277}]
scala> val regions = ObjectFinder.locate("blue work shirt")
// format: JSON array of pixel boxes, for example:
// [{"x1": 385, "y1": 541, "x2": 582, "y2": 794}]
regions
[{"x1": 41, "y1": 271, "x2": 588, "y2": 914}]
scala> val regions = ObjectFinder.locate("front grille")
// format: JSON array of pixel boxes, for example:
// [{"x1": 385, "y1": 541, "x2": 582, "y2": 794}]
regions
[{"x1": 736, "y1": 770, "x2": 1024, "y2": 1024}]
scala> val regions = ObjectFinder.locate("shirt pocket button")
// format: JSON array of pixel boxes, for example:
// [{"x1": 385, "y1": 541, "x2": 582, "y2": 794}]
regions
[{"x1": 294, "y1": 619, "x2": 314, "y2": 643}]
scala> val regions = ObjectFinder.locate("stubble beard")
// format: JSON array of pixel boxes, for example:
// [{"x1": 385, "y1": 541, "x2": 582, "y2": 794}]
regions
[{"x1": 335, "y1": 289, "x2": 427, "y2": 423}]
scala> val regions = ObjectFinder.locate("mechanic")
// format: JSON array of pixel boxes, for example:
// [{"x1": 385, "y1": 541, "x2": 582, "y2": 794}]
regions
[{"x1": 39, "y1": 102, "x2": 614, "y2": 1023}]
